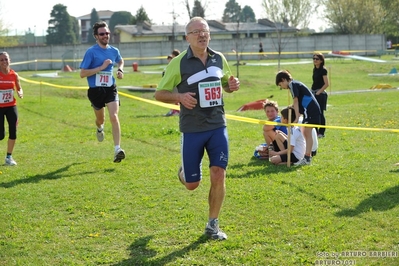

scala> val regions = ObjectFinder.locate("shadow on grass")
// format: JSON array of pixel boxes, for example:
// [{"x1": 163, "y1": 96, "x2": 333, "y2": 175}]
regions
[
  {"x1": 0, "y1": 163, "x2": 105, "y2": 188},
  {"x1": 112, "y1": 234, "x2": 209, "y2": 266},
  {"x1": 228, "y1": 157, "x2": 297, "y2": 178},
  {"x1": 264, "y1": 178, "x2": 399, "y2": 218},
  {"x1": 134, "y1": 114, "x2": 171, "y2": 118},
  {"x1": 271, "y1": 179, "x2": 344, "y2": 211},
  {"x1": 335, "y1": 185, "x2": 399, "y2": 217},
  {"x1": 19, "y1": 106, "x2": 91, "y2": 130}
]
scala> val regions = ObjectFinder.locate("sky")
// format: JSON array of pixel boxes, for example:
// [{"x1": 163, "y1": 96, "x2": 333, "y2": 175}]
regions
[{"x1": 1, "y1": 0, "x2": 323, "y2": 36}]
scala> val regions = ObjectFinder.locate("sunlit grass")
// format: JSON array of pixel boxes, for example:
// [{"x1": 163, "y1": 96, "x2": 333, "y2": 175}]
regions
[{"x1": 0, "y1": 58, "x2": 398, "y2": 265}]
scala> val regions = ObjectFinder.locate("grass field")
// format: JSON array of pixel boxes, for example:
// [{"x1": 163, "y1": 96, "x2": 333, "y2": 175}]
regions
[{"x1": 1, "y1": 56, "x2": 399, "y2": 265}]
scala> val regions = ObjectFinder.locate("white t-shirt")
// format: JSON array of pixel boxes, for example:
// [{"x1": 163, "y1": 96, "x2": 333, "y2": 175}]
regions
[
  {"x1": 298, "y1": 116, "x2": 318, "y2": 152},
  {"x1": 290, "y1": 126, "x2": 306, "y2": 160}
]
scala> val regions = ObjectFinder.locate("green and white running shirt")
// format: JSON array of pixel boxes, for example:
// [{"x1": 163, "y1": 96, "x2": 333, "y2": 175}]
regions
[{"x1": 157, "y1": 46, "x2": 232, "y2": 133}]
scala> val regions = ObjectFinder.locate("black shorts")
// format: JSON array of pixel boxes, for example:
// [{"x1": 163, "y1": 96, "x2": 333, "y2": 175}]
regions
[
  {"x1": 280, "y1": 153, "x2": 300, "y2": 163},
  {"x1": 272, "y1": 140, "x2": 300, "y2": 163},
  {"x1": 303, "y1": 113, "x2": 321, "y2": 126},
  {"x1": 87, "y1": 85, "x2": 120, "y2": 110},
  {"x1": 272, "y1": 139, "x2": 288, "y2": 152}
]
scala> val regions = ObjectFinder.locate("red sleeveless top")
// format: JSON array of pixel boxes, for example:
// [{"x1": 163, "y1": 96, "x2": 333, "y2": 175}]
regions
[{"x1": 0, "y1": 69, "x2": 18, "y2": 107}]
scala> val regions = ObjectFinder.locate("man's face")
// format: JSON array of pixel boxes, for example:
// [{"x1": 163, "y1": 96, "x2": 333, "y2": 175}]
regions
[
  {"x1": 96, "y1": 27, "x2": 110, "y2": 45},
  {"x1": 185, "y1": 20, "x2": 210, "y2": 50}
]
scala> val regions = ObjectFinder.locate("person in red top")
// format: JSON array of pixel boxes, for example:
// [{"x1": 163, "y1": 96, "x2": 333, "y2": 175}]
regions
[{"x1": 0, "y1": 52, "x2": 23, "y2": 166}]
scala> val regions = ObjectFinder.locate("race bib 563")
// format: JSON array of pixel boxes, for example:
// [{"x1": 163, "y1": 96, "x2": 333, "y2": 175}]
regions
[{"x1": 198, "y1": 80, "x2": 222, "y2": 108}]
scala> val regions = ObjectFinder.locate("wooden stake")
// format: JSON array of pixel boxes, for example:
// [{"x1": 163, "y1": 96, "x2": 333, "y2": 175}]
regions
[
  {"x1": 329, "y1": 66, "x2": 331, "y2": 96},
  {"x1": 287, "y1": 90, "x2": 291, "y2": 167}
]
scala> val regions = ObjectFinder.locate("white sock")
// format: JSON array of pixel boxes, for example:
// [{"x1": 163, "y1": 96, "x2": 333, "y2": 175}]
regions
[{"x1": 114, "y1": 145, "x2": 120, "y2": 152}]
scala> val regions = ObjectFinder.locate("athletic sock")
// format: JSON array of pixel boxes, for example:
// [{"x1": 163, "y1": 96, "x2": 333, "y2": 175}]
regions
[{"x1": 209, "y1": 218, "x2": 217, "y2": 224}]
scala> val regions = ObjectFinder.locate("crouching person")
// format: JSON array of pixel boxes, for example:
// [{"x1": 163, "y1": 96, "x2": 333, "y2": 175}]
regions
[{"x1": 269, "y1": 106, "x2": 306, "y2": 165}]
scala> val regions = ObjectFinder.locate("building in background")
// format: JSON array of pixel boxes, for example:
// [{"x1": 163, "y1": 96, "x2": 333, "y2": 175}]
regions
[
  {"x1": 77, "y1": 10, "x2": 114, "y2": 43},
  {"x1": 113, "y1": 19, "x2": 297, "y2": 44},
  {"x1": 0, "y1": 13, "x2": 297, "y2": 46}
]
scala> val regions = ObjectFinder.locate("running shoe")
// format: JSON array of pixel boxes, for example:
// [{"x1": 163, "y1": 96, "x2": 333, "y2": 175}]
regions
[
  {"x1": 204, "y1": 219, "x2": 227, "y2": 240},
  {"x1": 165, "y1": 109, "x2": 179, "y2": 116},
  {"x1": 96, "y1": 128, "x2": 104, "y2": 142},
  {"x1": 113, "y1": 148, "x2": 125, "y2": 163},
  {"x1": 5, "y1": 156, "x2": 17, "y2": 166},
  {"x1": 294, "y1": 157, "x2": 311, "y2": 166}
]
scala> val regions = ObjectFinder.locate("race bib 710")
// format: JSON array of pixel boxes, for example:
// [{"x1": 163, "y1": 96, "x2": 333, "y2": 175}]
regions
[{"x1": 95, "y1": 71, "x2": 113, "y2": 87}]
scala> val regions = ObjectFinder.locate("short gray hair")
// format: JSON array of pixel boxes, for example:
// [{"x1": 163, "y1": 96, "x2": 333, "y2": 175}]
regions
[{"x1": 185, "y1": 17, "x2": 208, "y2": 35}]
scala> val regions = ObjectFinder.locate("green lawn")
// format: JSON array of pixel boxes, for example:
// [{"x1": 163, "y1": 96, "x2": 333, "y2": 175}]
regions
[{"x1": 0, "y1": 56, "x2": 399, "y2": 265}]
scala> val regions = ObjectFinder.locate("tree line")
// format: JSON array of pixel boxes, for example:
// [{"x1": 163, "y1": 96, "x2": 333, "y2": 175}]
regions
[{"x1": 0, "y1": 0, "x2": 398, "y2": 46}]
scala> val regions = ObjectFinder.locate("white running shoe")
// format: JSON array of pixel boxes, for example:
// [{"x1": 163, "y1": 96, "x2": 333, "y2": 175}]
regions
[
  {"x1": 113, "y1": 148, "x2": 125, "y2": 163},
  {"x1": 5, "y1": 156, "x2": 17, "y2": 166},
  {"x1": 294, "y1": 157, "x2": 311, "y2": 166},
  {"x1": 204, "y1": 219, "x2": 227, "y2": 240},
  {"x1": 177, "y1": 166, "x2": 185, "y2": 185},
  {"x1": 96, "y1": 129, "x2": 104, "y2": 142}
]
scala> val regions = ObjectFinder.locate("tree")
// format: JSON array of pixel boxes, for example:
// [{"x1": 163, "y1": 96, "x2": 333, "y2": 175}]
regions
[
  {"x1": 322, "y1": 0, "x2": 383, "y2": 34},
  {"x1": 131, "y1": 6, "x2": 151, "y2": 24},
  {"x1": 376, "y1": 0, "x2": 399, "y2": 38},
  {"x1": 71, "y1": 16, "x2": 80, "y2": 43},
  {"x1": 261, "y1": 0, "x2": 316, "y2": 29},
  {"x1": 184, "y1": 0, "x2": 207, "y2": 20},
  {"x1": 240, "y1": 6, "x2": 256, "y2": 22},
  {"x1": 0, "y1": 0, "x2": 20, "y2": 46},
  {"x1": 184, "y1": 0, "x2": 192, "y2": 20},
  {"x1": 87, "y1": 8, "x2": 100, "y2": 44},
  {"x1": 222, "y1": 0, "x2": 241, "y2": 23},
  {"x1": 261, "y1": 0, "x2": 311, "y2": 70},
  {"x1": 192, "y1": 0, "x2": 206, "y2": 18},
  {"x1": 109, "y1": 11, "x2": 134, "y2": 32},
  {"x1": 222, "y1": 1, "x2": 255, "y2": 23},
  {"x1": 0, "y1": 34, "x2": 21, "y2": 47},
  {"x1": 46, "y1": 4, "x2": 77, "y2": 45}
]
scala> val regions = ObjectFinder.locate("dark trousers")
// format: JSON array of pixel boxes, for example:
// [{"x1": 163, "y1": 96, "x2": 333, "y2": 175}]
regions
[{"x1": 314, "y1": 92, "x2": 327, "y2": 135}]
